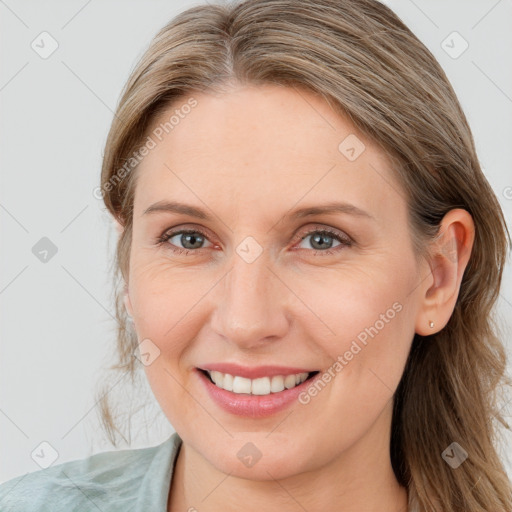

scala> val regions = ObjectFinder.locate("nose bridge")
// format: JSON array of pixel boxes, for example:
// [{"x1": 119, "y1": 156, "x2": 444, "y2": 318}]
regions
[{"x1": 211, "y1": 246, "x2": 288, "y2": 346}]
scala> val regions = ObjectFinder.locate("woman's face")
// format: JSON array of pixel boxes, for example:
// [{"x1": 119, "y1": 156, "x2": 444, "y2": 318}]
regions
[{"x1": 125, "y1": 84, "x2": 429, "y2": 480}]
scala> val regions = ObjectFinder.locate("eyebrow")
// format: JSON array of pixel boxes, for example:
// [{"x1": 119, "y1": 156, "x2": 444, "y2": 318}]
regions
[{"x1": 143, "y1": 200, "x2": 375, "y2": 222}]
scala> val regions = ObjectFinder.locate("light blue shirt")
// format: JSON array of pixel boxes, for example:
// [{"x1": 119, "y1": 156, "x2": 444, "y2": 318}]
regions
[
  {"x1": 1, "y1": 432, "x2": 419, "y2": 511},
  {"x1": 0, "y1": 432, "x2": 183, "y2": 511}
]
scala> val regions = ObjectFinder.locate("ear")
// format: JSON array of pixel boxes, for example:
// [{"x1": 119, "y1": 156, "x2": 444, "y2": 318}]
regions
[
  {"x1": 113, "y1": 217, "x2": 124, "y2": 236},
  {"x1": 415, "y1": 208, "x2": 475, "y2": 335}
]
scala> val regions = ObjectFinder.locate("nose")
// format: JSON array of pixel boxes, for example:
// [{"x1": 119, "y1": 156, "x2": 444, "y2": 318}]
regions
[{"x1": 209, "y1": 249, "x2": 290, "y2": 350}]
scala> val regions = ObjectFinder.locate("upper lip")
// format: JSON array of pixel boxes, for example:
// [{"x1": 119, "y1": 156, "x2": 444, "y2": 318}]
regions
[{"x1": 197, "y1": 363, "x2": 318, "y2": 380}]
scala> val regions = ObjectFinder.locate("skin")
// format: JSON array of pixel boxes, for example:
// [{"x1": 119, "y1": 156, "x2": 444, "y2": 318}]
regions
[{"x1": 119, "y1": 83, "x2": 475, "y2": 512}]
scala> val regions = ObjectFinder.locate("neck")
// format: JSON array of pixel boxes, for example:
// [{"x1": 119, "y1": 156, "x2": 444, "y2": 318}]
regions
[{"x1": 168, "y1": 411, "x2": 409, "y2": 512}]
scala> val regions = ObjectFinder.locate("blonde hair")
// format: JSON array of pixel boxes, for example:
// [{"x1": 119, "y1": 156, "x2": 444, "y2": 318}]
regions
[{"x1": 97, "y1": 1, "x2": 512, "y2": 510}]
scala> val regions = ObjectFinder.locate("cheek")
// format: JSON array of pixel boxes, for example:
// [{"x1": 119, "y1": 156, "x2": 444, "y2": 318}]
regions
[
  {"x1": 128, "y1": 257, "x2": 216, "y2": 338},
  {"x1": 301, "y1": 263, "x2": 416, "y2": 389},
  {"x1": 130, "y1": 260, "x2": 204, "y2": 426},
  {"x1": 291, "y1": 271, "x2": 416, "y2": 451}
]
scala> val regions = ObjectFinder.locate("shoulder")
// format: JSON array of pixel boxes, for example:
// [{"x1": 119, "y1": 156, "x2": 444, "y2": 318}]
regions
[{"x1": 0, "y1": 432, "x2": 182, "y2": 512}]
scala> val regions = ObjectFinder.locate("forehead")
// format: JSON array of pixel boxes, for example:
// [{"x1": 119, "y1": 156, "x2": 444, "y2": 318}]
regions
[{"x1": 133, "y1": 84, "x2": 406, "y2": 225}]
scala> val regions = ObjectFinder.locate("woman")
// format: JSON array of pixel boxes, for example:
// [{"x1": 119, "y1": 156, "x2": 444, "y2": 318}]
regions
[{"x1": 1, "y1": 0, "x2": 510, "y2": 511}]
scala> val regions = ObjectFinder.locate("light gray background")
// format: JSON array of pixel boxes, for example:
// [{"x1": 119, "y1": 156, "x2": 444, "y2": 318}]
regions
[{"x1": 1, "y1": 0, "x2": 511, "y2": 484}]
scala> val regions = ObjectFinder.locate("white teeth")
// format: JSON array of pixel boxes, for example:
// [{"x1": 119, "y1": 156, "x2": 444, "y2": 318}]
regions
[
  {"x1": 233, "y1": 375, "x2": 252, "y2": 394},
  {"x1": 206, "y1": 370, "x2": 310, "y2": 395},
  {"x1": 251, "y1": 377, "x2": 271, "y2": 395},
  {"x1": 270, "y1": 375, "x2": 284, "y2": 393},
  {"x1": 222, "y1": 373, "x2": 233, "y2": 391},
  {"x1": 284, "y1": 374, "x2": 297, "y2": 389}
]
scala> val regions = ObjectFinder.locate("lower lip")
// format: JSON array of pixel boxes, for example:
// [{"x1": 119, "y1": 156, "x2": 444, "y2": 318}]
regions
[{"x1": 196, "y1": 368, "x2": 321, "y2": 418}]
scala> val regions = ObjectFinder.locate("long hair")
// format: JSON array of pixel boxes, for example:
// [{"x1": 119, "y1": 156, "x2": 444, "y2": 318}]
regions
[{"x1": 96, "y1": 1, "x2": 512, "y2": 510}]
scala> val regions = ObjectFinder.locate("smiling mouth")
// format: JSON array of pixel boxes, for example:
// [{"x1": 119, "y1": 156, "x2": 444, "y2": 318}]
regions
[{"x1": 198, "y1": 368, "x2": 320, "y2": 395}]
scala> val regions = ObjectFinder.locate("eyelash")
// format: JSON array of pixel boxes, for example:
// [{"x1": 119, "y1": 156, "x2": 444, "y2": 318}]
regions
[{"x1": 156, "y1": 226, "x2": 353, "y2": 257}]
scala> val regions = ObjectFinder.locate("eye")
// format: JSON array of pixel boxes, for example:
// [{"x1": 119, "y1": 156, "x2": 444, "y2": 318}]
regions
[
  {"x1": 156, "y1": 228, "x2": 214, "y2": 255},
  {"x1": 156, "y1": 225, "x2": 353, "y2": 256},
  {"x1": 294, "y1": 226, "x2": 352, "y2": 255}
]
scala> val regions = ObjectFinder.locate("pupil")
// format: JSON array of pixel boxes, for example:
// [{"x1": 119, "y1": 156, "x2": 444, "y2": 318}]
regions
[
  {"x1": 311, "y1": 233, "x2": 333, "y2": 250},
  {"x1": 182, "y1": 233, "x2": 203, "y2": 249}
]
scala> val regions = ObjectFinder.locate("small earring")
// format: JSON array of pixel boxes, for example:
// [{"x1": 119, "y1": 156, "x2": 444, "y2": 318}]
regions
[{"x1": 429, "y1": 320, "x2": 435, "y2": 328}]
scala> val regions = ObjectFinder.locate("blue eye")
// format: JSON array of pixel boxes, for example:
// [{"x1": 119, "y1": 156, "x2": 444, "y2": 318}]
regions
[
  {"x1": 156, "y1": 226, "x2": 352, "y2": 256},
  {"x1": 157, "y1": 228, "x2": 212, "y2": 255},
  {"x1": 296, "y1": 228, "x2": 352, "y2": 255}
]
